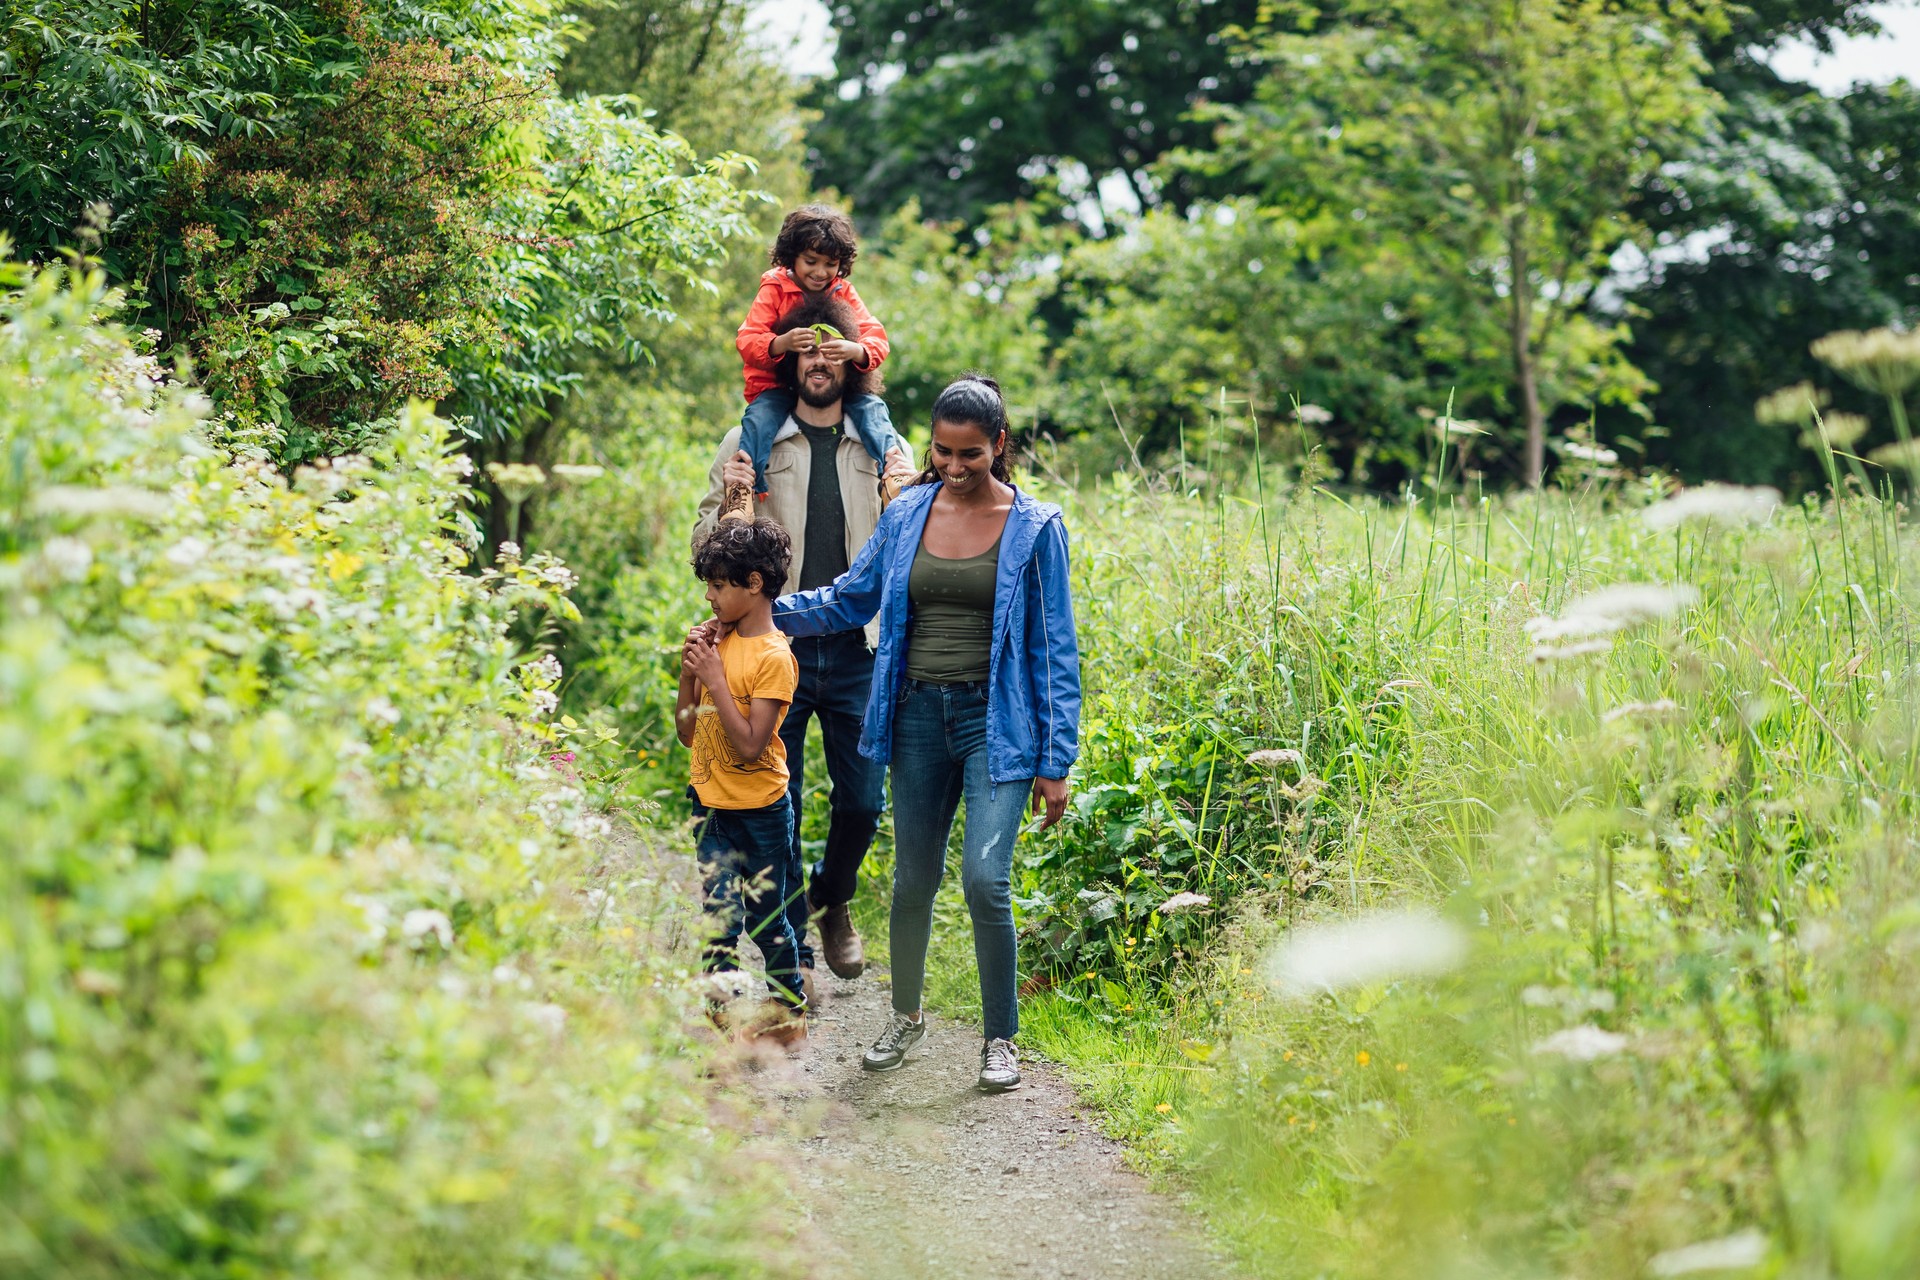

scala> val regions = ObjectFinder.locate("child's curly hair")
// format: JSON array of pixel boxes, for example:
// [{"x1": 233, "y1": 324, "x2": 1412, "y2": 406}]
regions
[
  {"x1": 692, "y1": 519, "x2": 792, "y2": 598},
  {"x1": 770, "y1": 204, "x2": 858, "y2": 276}
]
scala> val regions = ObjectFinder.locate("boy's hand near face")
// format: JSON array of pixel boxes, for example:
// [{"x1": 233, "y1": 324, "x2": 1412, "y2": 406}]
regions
[
  {"x1": 684, "y1": 630, "x2": 727, "y2": 694},
  {"x1": 819, "y1": 337, "x2": 867, "y2": 367},
  {"x1": 773, "y1": 328, "x2": 818, "y2": 357}
]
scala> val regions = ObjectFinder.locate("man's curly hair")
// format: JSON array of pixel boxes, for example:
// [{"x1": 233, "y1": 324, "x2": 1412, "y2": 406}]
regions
[
  {"x1": 770, "y1": 204, "x2": 858, "y2": 276},
  {"x1": 692, "y1": 518, "x2": 792, "y2": 598},
  {"x1": 772, "y1": 295, "x2": 883, "y2": 400}
]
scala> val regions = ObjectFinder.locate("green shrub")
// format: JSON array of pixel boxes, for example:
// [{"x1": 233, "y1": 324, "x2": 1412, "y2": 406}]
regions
[{"x1": 0, "y1": 254, "x2": 802, "y2": 1278}]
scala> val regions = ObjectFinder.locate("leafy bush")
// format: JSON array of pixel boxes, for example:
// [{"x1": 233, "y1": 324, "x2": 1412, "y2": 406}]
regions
[{"x1": 0, "y1": 256, "x2": 801, "y2": 1278}]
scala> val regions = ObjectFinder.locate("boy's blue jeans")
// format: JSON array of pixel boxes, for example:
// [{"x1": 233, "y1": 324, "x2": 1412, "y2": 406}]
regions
[
  {"x1": 887, "y1": 679, "x2": 1030, "y2": 1042},
  {"x1": 692, "y1": 792, "x2": 804, "y2": 1007},
  {"x1": 740, "y1": 388, "x2": 897, "y2": 496}
]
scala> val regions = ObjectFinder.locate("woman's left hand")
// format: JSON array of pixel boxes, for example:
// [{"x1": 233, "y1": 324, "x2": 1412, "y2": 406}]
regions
[{"x1": 1031, "y1": 776, "x2": 1069, "y2": 830}]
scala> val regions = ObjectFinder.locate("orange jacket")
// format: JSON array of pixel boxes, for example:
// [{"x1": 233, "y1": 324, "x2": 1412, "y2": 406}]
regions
[{"x1": 736, "y1": 268, "x2": 890, "y2": 403}]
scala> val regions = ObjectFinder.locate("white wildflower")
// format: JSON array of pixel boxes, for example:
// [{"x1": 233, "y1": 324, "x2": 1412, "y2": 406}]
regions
[
  {"x1": 519, "y1": 1001, "x2": 568, "y2": 1038},
  {"x1": 492, "y1": 963, "x2": 532, "y2": 990},
  {"x1": 1531, "y1": 1024, "x2": 1629, "y2": 1061},
  {"x1": 31, "y1": 484, "x2": 170, "y2": 521},
  {"x1": 550, "y1": 463, "x2": 606, "y2": 480},
  {"x1": 1602, "y1": 698, "x2": 1682, "y2": 725},
  {"x1": 1642, "y1": 484, "x2": 1781, "y2": 532},
  {"x1": 522, "y1": 653, "x2": 563, "y2": 686},
  {"x1": 1525, "y1": 583, "x2": 1701, "y2": 642},
  {"x1": 36, "y1": 537, "x2": 93, "y2": 582},
  {"x1": 1521, "y1": 986, "x2": 1618, "y2": 1013},
  {"x1": 1560, "y1": 440, "x2": 1619, "y2": 465},
  {"x1": 401, "y1": 909, "x2": 453, "y2": 948},
  {"x1": 364, "y1": 697, "x2": 401, "y2": 727},
  {"x1": 1647, "y1": 1229, "x2": 1768, "y2": 1276},
  {"x1": 1293, "y1": 403, "x2": 1333, "y2": 426},
  {"x1": 1264, "y1": 909, "x2": 1468, "y2": 998},
  {"x1": 497, "y1": 540, "x2": 523, "y2": 562},
  {"x1": 164, "y1": 536, "x2": 212, "y2": 568},
  {"x1": 527, "y1": 688, "x2": 559, "y2": 719},
  {"x1": 1247, "y1": 748, "x2": 1305, "y2": 769},
  {"x1": 1157, "y1": 892, "x2": 1213, "y2": 916}
]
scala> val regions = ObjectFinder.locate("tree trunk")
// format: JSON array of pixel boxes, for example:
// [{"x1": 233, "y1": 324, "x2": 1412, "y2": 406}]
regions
[{"x1": 1508, "y1": 219, "x2": 1546, "y2": 487}]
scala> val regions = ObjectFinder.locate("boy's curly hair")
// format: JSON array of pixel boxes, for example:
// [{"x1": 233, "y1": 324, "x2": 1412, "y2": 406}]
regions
[
  {"x1": 692, "y1": 518, "x2": 792, "y2": 598},
  {"x1": 770, "y1": 204, "x2": 858, "y2": 276},
  {"x1": 772, "y1": 295, "x2": 883, "y2": 399}
]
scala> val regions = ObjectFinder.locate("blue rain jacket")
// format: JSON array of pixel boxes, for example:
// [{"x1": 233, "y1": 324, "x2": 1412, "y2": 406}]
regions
[{"x1": 774, "y1": 482, "x2": 1081, "y2": 784}]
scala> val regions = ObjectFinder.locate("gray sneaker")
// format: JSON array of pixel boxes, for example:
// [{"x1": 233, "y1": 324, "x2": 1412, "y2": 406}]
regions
[
  {"x1": 978, "y1": 1038, "x2": 1021, "y2": 1092},
  {"x1": 861, "y1": 1012, "x2": 927, "y2": 1072}
]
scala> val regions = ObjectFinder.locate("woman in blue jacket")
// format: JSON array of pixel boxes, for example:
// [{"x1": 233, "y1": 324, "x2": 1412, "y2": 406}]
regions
[{"x1": 775, "y1": 374, "x2": 1080, "y2": 1094}]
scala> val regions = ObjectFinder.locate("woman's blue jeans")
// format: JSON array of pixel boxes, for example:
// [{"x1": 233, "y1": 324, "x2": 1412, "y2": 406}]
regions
[{"x1": 888, "y1": 679, "x2": 1031, "y2": 1041}]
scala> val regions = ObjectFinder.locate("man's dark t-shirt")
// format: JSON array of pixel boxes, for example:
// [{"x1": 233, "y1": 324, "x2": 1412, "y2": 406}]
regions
[{"x1": 798, "y1": 420, "x2": 849, "y2": 591}]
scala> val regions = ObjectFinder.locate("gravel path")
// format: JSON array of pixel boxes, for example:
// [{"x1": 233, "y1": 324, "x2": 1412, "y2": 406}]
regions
[{"x1": 738, "y1": 967, "x2": 1235, "y2": 1280}]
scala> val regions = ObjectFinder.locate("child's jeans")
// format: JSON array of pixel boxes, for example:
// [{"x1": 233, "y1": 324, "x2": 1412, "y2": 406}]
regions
[
  {"x1": 740, "y1": 388, "x2": 897, "y2": 496},
  {"x1": 692, "y1": 792, "x2": 804, "y2": 1007}
]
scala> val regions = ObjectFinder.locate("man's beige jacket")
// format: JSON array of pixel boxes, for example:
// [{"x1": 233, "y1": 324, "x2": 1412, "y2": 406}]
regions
[{"x1": 692, "y1": 417, "x2": 887, "y2": 647}]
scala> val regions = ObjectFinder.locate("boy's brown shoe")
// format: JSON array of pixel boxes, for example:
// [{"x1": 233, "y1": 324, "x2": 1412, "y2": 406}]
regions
[
  {"x1": 743, "y1": 999, "x2": 807, "y2": 1051},
  {"x1": 800, "y1": 965, "x2": 819, "y2": 1007},
  {"x1": 818, "y1": 903, "x2": 865, "y2": 979}
]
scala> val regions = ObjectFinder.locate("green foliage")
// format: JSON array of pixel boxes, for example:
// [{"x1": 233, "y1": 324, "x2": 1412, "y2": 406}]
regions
[
  {"x1": 0, "y1": 256, "x2": 800, "y2": 1278},
  {"x1": 1624, "y1": 74, "x2": 1920, "y2": 486},
  {"x1": 1014, "y1": 452, "x2": 1920, "y2": 1275},
  {"x1": 805, "y1": 0, "x2": 1266, "y2": 229},
  {"x1": 857, "y1": 202, "x2": 1058, "y2": 439},
  {"x1": 1197, "y1": 0, "x2": 1721, "y2": 485}
]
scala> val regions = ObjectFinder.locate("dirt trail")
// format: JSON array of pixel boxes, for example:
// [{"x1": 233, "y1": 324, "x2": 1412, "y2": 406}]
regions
[{"x1": 740, "y1": 967, "x2": 1236, "y2": 1280}]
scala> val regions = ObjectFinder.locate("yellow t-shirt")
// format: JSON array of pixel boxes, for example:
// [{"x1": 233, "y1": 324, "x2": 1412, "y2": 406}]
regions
[{"x1": 689, "y1": 629, "x2": 798, "y2": 810}]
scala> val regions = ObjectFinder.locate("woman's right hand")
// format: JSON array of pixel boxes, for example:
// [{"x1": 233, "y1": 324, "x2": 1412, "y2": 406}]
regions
[{"x1": 1031, "y1": 776, "x2": 1069, "y2": 830}]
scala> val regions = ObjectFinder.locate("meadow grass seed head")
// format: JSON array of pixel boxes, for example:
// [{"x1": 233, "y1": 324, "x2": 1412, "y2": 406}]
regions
[
  {"x1": 1647, "y1": 1230, "x2": 1768, "y2": 1276},
  {"x1": 1601, "y1": 699, "x2": 1682, "y2": 725},
  {"x1": 1263, "y1": 909, "x2": 1468, "y2": 998},
  {"x1": 1247, "y1": 748, "x2": 1305, "y2": 769},
  {"x1": 1531, "y1": 1025, "x2": 1630, "y2": 1061},
  {"x1": 1641, "y1": 484, "x2": 1781, "y2": 532},
  {"x1": 1530, "y1": 638, "x2": 1614, "y2": 663},
  {"x1": 1525, "y1": 583, "x2": 1701, "y2": 642},
  {"x1": 1810, "y1": 326, "x2": 1920, "y2": 396}
]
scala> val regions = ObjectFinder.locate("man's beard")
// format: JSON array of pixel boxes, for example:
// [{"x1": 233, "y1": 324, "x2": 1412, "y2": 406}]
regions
[{"x1": 798, "y1": 373, "x2": 846, "y2": 409}]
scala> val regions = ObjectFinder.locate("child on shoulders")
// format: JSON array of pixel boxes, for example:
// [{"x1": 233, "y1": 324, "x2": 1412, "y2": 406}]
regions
[{"x1": 734, "y1": 204, "x2": 899, "y2": 496}]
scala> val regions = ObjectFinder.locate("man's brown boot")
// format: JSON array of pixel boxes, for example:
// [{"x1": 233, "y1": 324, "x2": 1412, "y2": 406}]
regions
[{"x1": 818, "y1": 903, "x2": 866, "y2": 979}]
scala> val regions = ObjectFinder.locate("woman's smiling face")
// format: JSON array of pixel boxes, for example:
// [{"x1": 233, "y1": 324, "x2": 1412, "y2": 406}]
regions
[{"x1": 929, "y1": 418, "x2": 1003, "y2": 492}]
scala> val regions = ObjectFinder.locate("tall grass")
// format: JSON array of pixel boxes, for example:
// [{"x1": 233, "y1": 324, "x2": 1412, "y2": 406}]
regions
[{"x1": 1011, "y1": 448, "x2": 1918, "y2": 1277}]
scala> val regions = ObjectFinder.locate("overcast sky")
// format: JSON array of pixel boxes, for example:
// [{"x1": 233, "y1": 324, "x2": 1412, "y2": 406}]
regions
[{"x1": 749, "y1": 0, "x2": 1919, "y2": 93}]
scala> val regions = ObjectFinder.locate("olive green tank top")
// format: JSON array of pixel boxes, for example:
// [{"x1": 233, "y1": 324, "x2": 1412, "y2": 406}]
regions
[{"x1": 904, "y1": 534, "x2": 1001, "y2": 684}]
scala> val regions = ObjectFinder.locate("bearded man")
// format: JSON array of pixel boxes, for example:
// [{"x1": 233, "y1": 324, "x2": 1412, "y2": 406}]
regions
[{"x1": 693, "y1": 295, "x2": 915, "y2": 995}]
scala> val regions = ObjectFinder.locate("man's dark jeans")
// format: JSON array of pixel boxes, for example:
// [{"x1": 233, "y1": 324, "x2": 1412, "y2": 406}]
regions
[
  {"x1": 778, "y1": 629, "x2": 886, "y2": 967},
  {"x1": 693, "y1": 793, "x2": 803, "y2": 1005}
]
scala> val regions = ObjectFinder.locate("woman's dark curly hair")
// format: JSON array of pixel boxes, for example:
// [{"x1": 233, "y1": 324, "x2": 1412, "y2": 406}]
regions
[
  {"x1": 772, "y1": 295, "x2": 883, "y2": 400},
  {"x1": 692, "y1": 519, "x2": 792, "y2": 598},
  {"x1": 770, "y1": 204, "x2": 859, "y2": 276},
  {"x1": 911, "y1": 373, "x2": 1014, "y2": 487}
]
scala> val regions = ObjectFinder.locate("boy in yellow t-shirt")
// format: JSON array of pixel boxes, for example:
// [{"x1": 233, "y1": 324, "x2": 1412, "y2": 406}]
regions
[{"x1": 677, "y1": 519, "x2": 804, "y2": 1021}]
